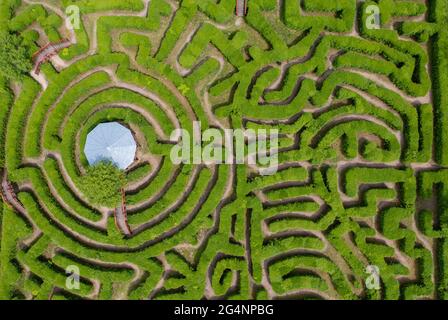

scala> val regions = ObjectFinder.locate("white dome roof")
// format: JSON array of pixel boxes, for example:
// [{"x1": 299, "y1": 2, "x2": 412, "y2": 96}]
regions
[{"x1": 84, "y1": 122, "x2": 136, "y2": 170}]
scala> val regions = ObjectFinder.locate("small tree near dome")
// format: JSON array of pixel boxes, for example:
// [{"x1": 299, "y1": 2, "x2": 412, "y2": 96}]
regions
[{"x1": 78, "y1": 161, "x2": 126, "y2": 208}]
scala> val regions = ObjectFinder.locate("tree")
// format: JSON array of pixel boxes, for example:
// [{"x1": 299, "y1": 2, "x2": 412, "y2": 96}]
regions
[
  {"x1": 0, "y1": 33, "x2": 32, "y2": 80},
  {"x1": 78, "y1": 161, "x2": 126, "y2": 208}
]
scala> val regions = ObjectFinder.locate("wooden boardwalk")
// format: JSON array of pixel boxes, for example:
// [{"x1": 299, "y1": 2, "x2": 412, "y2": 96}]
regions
[
  {"x1": 114, "y1": 188, "x2": 132, "y2": 236},
  {"x1": 1, "y1": 170, "x2": 25, "y2": 214},
  {"x1": 32, "y1": 38, "x2": 72, "y2": 75}
]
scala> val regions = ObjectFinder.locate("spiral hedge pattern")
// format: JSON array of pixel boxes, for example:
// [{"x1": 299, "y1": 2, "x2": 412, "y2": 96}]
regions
[{"x1": 0, "y1": 0, "x2": 447, "y2": 300}]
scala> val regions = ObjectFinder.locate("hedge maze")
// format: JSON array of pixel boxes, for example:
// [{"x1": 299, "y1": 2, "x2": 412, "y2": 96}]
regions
[{"x1": 0, "y1": 0, "x2": 447, "y2": 300}]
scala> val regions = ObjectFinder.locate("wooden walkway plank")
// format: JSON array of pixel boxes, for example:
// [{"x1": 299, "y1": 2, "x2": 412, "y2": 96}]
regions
[
  {"x1": 113, "y1": 188, "x2": 132, "y2": 236},
  {"x1": 236, "y1": 0, "x2": 247, "y2": 16}
]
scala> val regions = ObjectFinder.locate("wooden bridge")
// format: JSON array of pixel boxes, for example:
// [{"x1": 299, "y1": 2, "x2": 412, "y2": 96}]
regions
[
  {"x1": 114, "y1": 188, "x2": 132, "y2": 236},
  {"x1": 1, "y1": 170, "x2": 25, "y2": 213},
  {"x1": 235, "y1": 0, "x2": 248, "y2": 16},
  {"x1": 32, "y1": 38, "x2": 72, "y2": 75}
]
